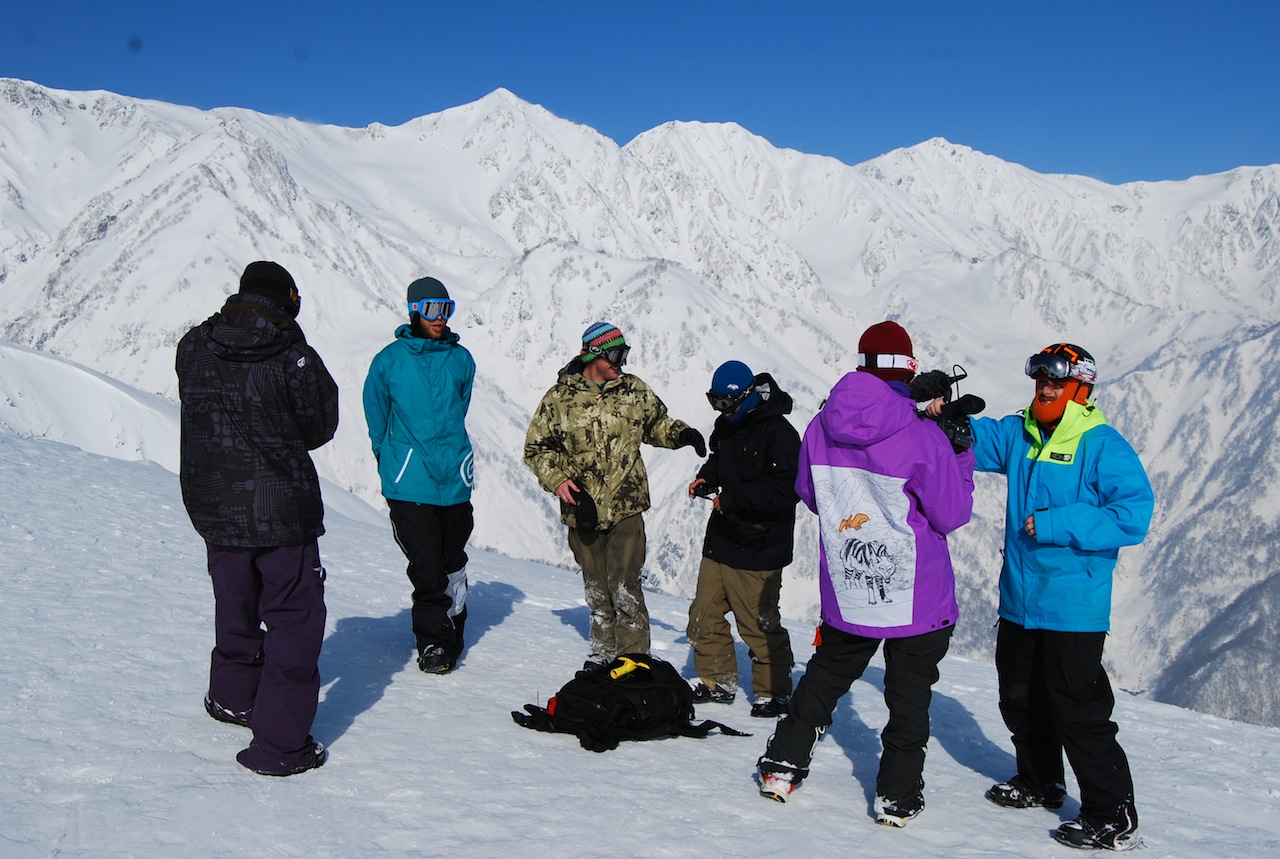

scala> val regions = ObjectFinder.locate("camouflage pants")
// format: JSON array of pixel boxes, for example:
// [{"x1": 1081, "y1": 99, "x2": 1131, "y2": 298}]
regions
[
  {"x1": 687, "y1": 558, "x2": 793, "y2": 699},
  {"x1": 567, "y1": 514, "x2": 650, "y2": 661}
]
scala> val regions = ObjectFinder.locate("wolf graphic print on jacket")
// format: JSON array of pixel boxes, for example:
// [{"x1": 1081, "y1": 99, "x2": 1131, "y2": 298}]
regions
[{"x1": 798, "y1": 372, "x2": 975, "y2": 638}]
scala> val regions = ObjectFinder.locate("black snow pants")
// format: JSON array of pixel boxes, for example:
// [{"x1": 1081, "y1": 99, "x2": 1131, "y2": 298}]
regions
[
  {"x1": 995, "y1": 619, "x2": 1134, "y2": 815},
  {"x1": 764, "y1": 622, "x2": 953, "y2": 803},
  {"x1": 388, "y1": 499, "x2": 473, "y2": 660}
]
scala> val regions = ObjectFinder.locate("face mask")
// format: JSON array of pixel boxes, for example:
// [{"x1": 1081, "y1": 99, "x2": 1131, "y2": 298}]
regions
[{"x1": 1031, "y1": 379, "x2": 1086, "y2": 424}]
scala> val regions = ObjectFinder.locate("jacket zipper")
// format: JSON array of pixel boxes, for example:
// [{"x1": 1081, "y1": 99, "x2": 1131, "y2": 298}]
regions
[{"x1": 394, "y1": 448, "x2": 414, "y2": 484}]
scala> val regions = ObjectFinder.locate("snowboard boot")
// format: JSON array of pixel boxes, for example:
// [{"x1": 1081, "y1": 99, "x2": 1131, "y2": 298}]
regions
[
  {"x1": 876, "y1": 779, "x2": 925, "y2": 827},
  {"x1": 236, "y1": 739, "x2": 328, "y2": 777},
  {"x1": 750, "y1": 696, "x2": 789, "y2": 718},
  {"x1": 417, "y1": 644, "x2": 454, "y2": 674},
  {"x1": 1053, "y1": 800, "x2": 1139, "y2": 851},
  {"x1": 757, "y1": 756, "x2": 806, "y2": 802},
  {"x1": 204, "y1": 693, "x2": 252, "y2": 728},
  {"x1": 691, "y1": 680, "x2": 736, "y2": 704},
  {"x1": 986, "y1": 774, "x2": 1067, "y2": 809}
]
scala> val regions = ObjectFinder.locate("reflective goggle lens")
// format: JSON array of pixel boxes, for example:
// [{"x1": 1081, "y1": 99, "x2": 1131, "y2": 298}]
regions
[
  {"x1": 409, "y1": 298, "x2": 455, "y2": 320},
  {"x1": 707, "y1": 389, "x2": 750, "y2": 413},
  {"x1": 600, "y1": 345, "x2": 630, "y2": 367},
  {"x1": 1025, "y1": 353, "x2": 1072, "y2": 380}
]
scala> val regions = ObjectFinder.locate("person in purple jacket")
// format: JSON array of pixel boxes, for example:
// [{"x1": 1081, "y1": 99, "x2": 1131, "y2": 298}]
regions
[{"x1": 756, "y1": 321, "x2": 975, "y2": 827}]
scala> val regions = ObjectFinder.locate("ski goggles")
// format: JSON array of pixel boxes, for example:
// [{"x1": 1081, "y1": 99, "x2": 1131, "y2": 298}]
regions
[
  {"x1": 707, "y1": 387, "x2": 752, "y2": 413},
  {"x1": 408, "y1": 298, "x2": 455, "y2": 321},
  {"x1": 595, "y1": 344, "x2": 630, "y2": 367},
  {"x1": 1025, "y1": 353, "x2": 1073, "y2": 381},
  {"x1": 1025, "y1": 352, "x2": 1099, "y2": 384}
]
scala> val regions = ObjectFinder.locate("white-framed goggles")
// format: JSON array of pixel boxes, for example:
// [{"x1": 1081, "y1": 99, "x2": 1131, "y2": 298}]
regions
[
  {"x1": 857, "y1": 353, "x2": 919, "y2": 373},
  {"x1": 1025, "y1": 353, "x2": 1096, "y2": 383}
]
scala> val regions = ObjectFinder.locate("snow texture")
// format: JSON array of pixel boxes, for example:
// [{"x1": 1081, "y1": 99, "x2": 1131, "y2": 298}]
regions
[{"x1": 4, "y1": 426, "x2": 1280, "y2": 857}]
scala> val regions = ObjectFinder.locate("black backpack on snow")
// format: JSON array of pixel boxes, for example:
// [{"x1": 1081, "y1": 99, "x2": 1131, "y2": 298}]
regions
[{"x1": 511, "y1": 654, "x2": 751, "y2": 752}]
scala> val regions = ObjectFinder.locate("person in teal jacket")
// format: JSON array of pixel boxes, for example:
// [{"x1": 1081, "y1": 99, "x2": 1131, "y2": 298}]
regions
[
  {"x1": 363, "y1": 276, "x2": 475, "y2": 675},
  {"x1": 970, "y1": 343, "x2": 1153, "y2": 852}
]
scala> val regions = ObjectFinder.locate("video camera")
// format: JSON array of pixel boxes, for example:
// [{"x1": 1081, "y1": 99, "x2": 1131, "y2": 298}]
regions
[{"x1": 910, "y1": 364, "x2": 985, "y2": 453}]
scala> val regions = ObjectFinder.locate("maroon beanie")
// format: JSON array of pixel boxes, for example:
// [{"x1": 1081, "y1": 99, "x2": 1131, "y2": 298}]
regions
[{"x1": 857, "y1": 320, "x2": 919, "y2": 383}]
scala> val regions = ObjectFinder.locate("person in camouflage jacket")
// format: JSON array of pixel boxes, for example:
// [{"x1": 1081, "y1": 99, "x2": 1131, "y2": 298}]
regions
[{"x1": 524, "y1": 322, "x2": 705, "y2": 665}]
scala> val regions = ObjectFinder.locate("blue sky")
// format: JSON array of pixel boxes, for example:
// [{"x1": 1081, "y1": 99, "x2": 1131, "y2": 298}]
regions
[{"x1": 4, "y1": 1, "x2": 1276, "y2": 184}]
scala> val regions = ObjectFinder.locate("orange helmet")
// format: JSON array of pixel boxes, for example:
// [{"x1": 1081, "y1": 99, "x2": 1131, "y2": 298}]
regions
[{"x1": 1026, "y1": 343, "x2": 1096, "y2": 422}]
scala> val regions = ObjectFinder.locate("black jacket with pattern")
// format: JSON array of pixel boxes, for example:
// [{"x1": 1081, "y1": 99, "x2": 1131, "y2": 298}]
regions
[
  {"x1": 176, "y1": 293, "x2": 339, "y2": 547},
  {"x1": 695, "y1": 373, "x2": 801, "y2": 571}
]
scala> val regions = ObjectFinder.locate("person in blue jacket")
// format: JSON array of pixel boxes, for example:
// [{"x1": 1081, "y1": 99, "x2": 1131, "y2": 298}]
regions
[
  {"x1": 970, "y1": 343, "x2": 1154, "y2": 852},
  {"x1": 363, "y1": 276, "x2": 476, "y2": 675}
]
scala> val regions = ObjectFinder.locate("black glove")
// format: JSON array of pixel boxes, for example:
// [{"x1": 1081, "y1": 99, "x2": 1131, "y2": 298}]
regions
[
  {"x1": 678, "y1": 428, "x2": 707, "y2": 458},
  {"x1": 560, "y1": 477, "x2": 598, "y2": 530},
  {"x1": 511, "y1": 704, "x2": 557, "y2": 732},
  {"x1": 908, "y1": 370, "x2": 954, "y2": 403},
  {"x1": 578, "y1": 728, "x2": 620, "y2": 753}
]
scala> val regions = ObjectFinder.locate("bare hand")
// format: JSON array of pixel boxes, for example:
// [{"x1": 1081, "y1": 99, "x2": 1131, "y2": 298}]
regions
[
  {"x1": 1024, "y1": 514, "x2": 1037, "y2": 538},
  {"x1": 925, "y1": 397, "x2": 946, "y2": 418},
  {"x1": 555, "y1": 479, "x2": 579, "y2": 505},
  {"x1": 688, "y1": 478, "x2": 706, "y2": 499}
]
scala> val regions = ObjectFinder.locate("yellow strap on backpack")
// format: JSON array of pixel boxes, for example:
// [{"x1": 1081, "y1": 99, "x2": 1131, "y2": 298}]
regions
[{"x1": 609, "y1": 656, "x2": 650, "y2": 680}]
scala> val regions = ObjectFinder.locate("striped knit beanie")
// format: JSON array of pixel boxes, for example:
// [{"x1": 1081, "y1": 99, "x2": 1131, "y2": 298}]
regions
[{"x1": 581, "y1": 321, "x2": 625, "y2": 361}]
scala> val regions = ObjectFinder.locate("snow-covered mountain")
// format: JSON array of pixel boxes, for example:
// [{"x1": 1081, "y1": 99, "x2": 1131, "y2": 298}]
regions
[{"x1": 2, "y1": 78, "x2": 1277, "y2": 727}]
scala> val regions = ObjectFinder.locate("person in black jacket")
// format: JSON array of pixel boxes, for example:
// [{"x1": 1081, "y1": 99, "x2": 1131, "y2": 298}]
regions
[
  {"x1": 686, "y1": 361, "x2": 800, "y2": 718},
  {"x1": 176, "y1": 260, "x2": 339, "y2": 777}
]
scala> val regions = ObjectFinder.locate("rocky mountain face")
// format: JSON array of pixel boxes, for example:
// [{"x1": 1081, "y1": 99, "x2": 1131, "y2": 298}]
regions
[{"x1": 3, "y1": 78, "x2": 1277, "y2": 725}]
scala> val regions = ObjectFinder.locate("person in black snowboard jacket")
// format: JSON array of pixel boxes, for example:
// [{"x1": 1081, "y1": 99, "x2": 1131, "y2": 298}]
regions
[
  {"x1": 686, "y1": 361, "x2": 799, "y2": 717},
  {"x1": 176, "y1": 260, "x2": 338, "y2": 777}
]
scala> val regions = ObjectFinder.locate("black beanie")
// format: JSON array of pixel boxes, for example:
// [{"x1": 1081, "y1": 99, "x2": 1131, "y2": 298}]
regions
[{"x1": 239, "y1": 261, "x2": 296, "y2": 298}]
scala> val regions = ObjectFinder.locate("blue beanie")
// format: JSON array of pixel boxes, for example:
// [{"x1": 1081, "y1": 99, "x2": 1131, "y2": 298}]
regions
[{"x1": 710, "y1": 360, "x2": 754, "y2": 395}]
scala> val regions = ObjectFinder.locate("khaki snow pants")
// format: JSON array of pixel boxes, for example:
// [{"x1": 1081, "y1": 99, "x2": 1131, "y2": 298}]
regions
[
  {"x1": 567, "y1": 513, "x2": 650, "y2": 661},
  {"x1": 686, "y1": 557, "x2": 793, "y2": 699}
]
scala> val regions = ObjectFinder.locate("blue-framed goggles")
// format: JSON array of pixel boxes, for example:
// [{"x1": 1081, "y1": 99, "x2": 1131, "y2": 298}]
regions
[{"x1": 408, "y1": 298, "x2": 455, "y2": 321}]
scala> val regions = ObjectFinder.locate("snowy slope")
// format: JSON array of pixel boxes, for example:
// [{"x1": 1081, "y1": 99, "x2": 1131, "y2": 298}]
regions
[
  {"x1": 1, "y1": 78, "x2": 1278, "y2": 727},
  {"x1": 3, "y1": 428, "x2": 1280, "y2": 858}
]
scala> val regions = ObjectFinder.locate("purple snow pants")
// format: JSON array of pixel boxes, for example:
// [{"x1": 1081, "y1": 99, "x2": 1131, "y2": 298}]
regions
[{"x1": 206, "y1": 541, "x2": 327, "y2": 773}]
